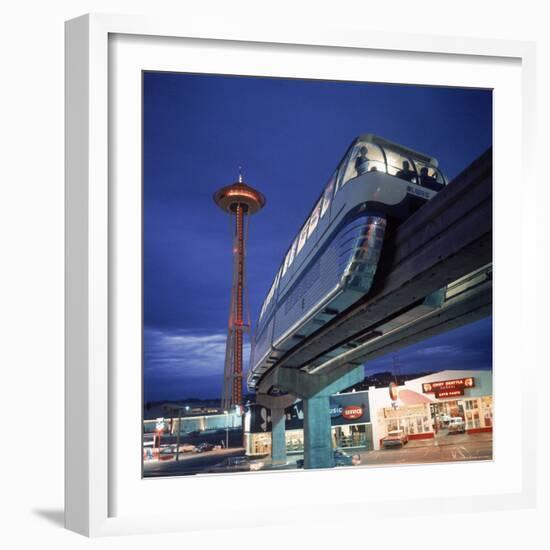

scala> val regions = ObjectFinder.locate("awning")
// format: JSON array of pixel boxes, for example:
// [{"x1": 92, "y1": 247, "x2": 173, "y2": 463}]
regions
[{"x1": 397, "y1": 389, "x2": 434, "y2": 405}]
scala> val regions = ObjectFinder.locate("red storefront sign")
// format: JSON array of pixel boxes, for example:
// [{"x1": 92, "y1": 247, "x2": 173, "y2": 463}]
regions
[
  {"x1": 342, "y1": 405, "x2": 364, "y2": 420},
  {"x1": 435, "y1": 389, "x2": 464, "y2": 398},
  {"x1": 422, "y1": 377, "x2": 475, "y2": 398}
]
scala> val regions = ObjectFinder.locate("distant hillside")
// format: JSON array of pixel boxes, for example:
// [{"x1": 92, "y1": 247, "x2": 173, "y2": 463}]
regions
[{"x1": 143, "y1": 372, "x2": 437, "y2": 416}]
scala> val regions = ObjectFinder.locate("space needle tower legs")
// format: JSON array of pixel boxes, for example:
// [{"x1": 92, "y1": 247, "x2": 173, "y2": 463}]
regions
[{"x1": 214, "y1": 171, "x2": 265, "y2": 411}]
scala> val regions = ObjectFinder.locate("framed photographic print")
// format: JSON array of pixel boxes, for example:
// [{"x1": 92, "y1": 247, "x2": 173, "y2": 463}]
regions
[{"x1": 65, "y1": 13, "x2": 537, "y2": 536}]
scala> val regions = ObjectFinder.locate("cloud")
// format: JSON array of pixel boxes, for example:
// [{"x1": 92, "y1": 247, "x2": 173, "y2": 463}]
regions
[
  {"x1": 143, "y1": 327, "x2": 251, "y2": 396},
  {"x1": 364, "y1": 317, "x2": 493, "y2": 375},
  {"x1": 411, "y1": 345, "x2": 460, "y2": 357}
]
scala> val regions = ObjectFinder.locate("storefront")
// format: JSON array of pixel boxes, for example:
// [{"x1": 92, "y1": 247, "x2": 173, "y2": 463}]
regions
[
  {"x1": 244, "y1": 390, "x2": 372, "y2": 456},
  {"x1": 369, "y1": 369, "x2": 493, "y2": 450},
  {"x1": 143, "y1": 409, "x2": 242, "y2": 437}
]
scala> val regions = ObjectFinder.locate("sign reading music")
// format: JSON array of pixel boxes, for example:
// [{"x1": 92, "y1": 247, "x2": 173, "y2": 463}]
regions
[{"x1": 422, "y1": 377, "x2": 475, "y2": 398}]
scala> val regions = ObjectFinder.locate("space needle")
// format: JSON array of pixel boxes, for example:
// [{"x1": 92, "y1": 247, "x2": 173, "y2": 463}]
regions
[{"x1": 214, "y1": 170, "x2": 265, "y2": 411}]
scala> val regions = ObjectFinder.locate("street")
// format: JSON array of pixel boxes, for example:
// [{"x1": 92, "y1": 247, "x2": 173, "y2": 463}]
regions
[
  {"x1": 362, "y1": 432, "x2": 492, "y2": 466},
  {"x1": 143, "y1": 433, "x2": 492, "y2": 477},
  {"x1": 143, "y1": 447, "x2": 246, "y2": 477}
]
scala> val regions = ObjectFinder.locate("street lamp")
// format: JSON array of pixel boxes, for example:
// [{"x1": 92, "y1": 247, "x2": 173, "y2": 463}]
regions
[
  {"x1": 234, "y1": 404, "x2": 244, "y2": 448},
  {"x1": 155, "y1": 418, "x2": 165, "y2": 461},
  {"x1": 224, "y1": 411, "x2": 229, "y2": 449}
]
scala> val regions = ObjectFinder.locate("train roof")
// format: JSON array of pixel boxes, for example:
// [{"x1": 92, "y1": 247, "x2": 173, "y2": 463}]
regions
[{"x1": 357, "y1": 134, "x2": 439, "y2": 167}]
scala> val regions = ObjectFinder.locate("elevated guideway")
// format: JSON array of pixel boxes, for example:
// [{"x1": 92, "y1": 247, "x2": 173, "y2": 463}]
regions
[{"x1": 305, "y1": 263, "x2": 492, "y2": 374}]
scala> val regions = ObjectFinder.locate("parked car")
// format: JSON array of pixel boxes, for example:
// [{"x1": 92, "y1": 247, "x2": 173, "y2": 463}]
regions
[
  {"x1": 193, "y1": 442, "x2": 215, "y2": 453},
  {"x1": 143, "y1": 435, "x2": 156, "y2": 459},
  {"x1": 207, "y1": 456, "x2": 264, "y2": 473},
  {"x1": 438, "y1": 414, "x2": 452, "y2": 428},
  {"x1": 334, "y1": 449, "x2": 361, "y2": 466},
  {"x1": 173, "y1": 443, "x2": 196, "y2": 453},
  {"x1": 296, "y1": 449, "x2": 360, "y2": 468},
  {"x1": 158, "y1": 446, "x2": 176, "y2": 460},
  {"x1": 448, "y1": 417, "x2": 466, "y2": 434},
  {"x1": 381, "y1": 429, "x2": 409, "y2": 448}
]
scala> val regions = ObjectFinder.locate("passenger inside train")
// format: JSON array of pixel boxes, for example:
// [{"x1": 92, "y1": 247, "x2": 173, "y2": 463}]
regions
[
  {"x1": 348, "y1": 140, "x2": 446, "y2": 191},
  {"x1": 396, "y1": 160, "x2": 416, "y2": 182},
  {"x1": 354, "y1": 146, "x2": 370, "y2": 175}
]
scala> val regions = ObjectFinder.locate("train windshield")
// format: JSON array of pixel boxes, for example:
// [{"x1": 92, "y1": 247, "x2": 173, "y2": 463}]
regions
[{"x1": 337, "y1": 138, "x2": 446, "y2": 190}]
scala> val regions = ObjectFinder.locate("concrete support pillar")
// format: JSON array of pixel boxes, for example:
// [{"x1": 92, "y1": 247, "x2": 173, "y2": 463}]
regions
[
  {"x1": 368, "y1": 386, "x2": 381, "y2": 451},
  {"x1": 270, "y1": 407, "x2": 287, "y2": 465},
  {"x1": 303, "y1": 394, "x2": 334, "y2": 469},
  {"x1": 255, "y1": 392, "x2": 298, "y2": 466},
  {"x1": 258, "y1": 363, "x2": 363, "y2": 470}
]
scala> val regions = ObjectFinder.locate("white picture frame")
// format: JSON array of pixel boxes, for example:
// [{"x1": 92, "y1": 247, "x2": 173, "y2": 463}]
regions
[{"x1": 65, "y1": 13, "x2": 537, "y2": 537}]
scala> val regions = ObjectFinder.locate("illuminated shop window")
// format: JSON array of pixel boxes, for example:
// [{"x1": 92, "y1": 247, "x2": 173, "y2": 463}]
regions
[
  {"x1": 249, "y1": 433, "x2": 271, "y2": 455},
  {"x1": 285, "y1": 430, "x2": 304, "y2": 452},
  {"x1": 383, "y1": 404, "x2": 432, "y2": 435},
  {"x1": 332, "y1": 424, "x2": 370, "y2": 449},
  {"x1": 481, "y1": 396, "x2": 493, "y2": 427},
  {"x1": 464, "y1": 398, "x2": 482, "y2": 429}
]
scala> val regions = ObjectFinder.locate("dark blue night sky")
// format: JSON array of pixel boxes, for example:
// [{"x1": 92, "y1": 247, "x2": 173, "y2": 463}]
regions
[{"x1": 143, "y1": 72, "x2": 493, "y2": 402}]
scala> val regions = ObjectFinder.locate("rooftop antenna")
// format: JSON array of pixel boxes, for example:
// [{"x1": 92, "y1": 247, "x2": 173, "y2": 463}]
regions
[{"x1": 238, "y1": 166, "x2": 243, "y2": 183}]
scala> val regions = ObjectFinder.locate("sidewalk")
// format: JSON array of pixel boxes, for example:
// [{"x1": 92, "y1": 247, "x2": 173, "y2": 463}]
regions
[
  {"x1": 251, "y1": 454, "x2": 301, "y2": 471},
  {"x1": 143, "y1": 446, "x2": 244, "y2": 466},
  {"x1": 406, "y1": 432, "x2": 492, "y2": 448}
]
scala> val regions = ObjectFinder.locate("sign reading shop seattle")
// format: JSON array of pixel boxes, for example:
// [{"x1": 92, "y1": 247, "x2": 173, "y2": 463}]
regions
[{"x1": 422, "y1": 377, "x2": 475, "y2": 398}]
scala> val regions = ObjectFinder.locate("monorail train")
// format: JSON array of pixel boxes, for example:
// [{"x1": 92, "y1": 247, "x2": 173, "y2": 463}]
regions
[{"x1": 248, "y1": 134, "x2": 447, "y2": 391}]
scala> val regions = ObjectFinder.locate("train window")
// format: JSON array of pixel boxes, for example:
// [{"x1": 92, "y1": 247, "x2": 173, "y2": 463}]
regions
[
  {"x1": 431, "y1": 167, "x2": 446, "y2": 185},
  {"x1": 307, "y1": 200, "x2": 322, "y2": 238},
  {"x1": 282, "y1": 253, "x2": 290, "y2": 277},
  {"x1": 296, "y1": 220, "x2": 310, "y2": 254},
  {"x1": 321, "y1": 173, "x2": 336, "y2": 217},
  {"x1": 335, "y1": 146, "x2": 355, "y2": 192},
  {"x1": 260, "y1": 268, "x2": 281, "y2": 319},
  {"x1": 282, "y1": 239, "x2": 297, "y2": 276},
  {"x1": 339, "y1": 141, "x2": 388, "y2": 189},
  {"x1": 414, "y1": 160, "x2": 446, "y2": 191},
  {"x1": 274, "y1": 268, "x2": 281, "y2": 292},
  {"x1": 354, "y1": 142, "x2": 386, "y2": 175},
  {"x1": 338, "y1": 143, "x2": 362, "y2": 189},
  {"x1": 265, "y1": 283, "x2": 274, "y2": 310},
  {"x1": 288, "y1": 239, "x2": 297, "y2": 265},
  {"x1": 384, "y1": 149, "x2": 418, "y2": 183}
]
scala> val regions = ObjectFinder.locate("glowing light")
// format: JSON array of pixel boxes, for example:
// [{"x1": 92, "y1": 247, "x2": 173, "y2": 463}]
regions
[{"x1": 224, "y1": 189, "x2": 262, "y2": 201}]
